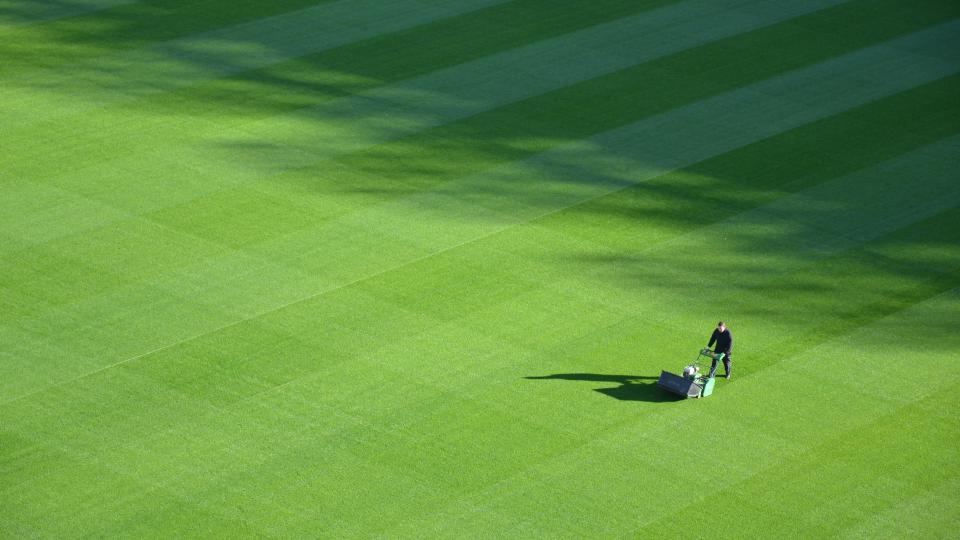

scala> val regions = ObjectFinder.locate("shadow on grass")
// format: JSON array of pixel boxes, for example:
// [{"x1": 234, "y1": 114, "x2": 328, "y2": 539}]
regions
[{"x1": 525, "y1": 373, "x2": 683, "y2": 403}]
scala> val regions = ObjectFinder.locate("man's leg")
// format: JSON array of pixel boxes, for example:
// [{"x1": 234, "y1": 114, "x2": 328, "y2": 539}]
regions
[
  {"x1": 709, "y1": 357, "x2": 719, "y2": 378},
  {"x1": 723, "y1": 355, "x2": 732, "y2": 379}
]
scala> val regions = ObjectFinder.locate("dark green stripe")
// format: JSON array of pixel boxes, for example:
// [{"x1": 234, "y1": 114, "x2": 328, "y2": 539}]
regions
[
  {"x1": 315, "y1": 77, "x2": 960, "y2": 340},
  {"x1": 0, "y1": 0, "x2": 334, "y2": 76},
  {"x1": 732, "y1": 210, "x2": 960, "y2": 369},
  {"x1": 292, "y1": 0, "x2": 959, "y2": 196},
  {"x1": 156, "y1": 0, "x2": 680, "y2": 118},
  {"x1": 552, "y1": 73, "x2": 960, "y2": 244},
  {"x1": 538, "y1": 75, "x2": 960, "y2": 369}
]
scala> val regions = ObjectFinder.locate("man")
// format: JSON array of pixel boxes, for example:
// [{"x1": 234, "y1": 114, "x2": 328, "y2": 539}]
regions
[{"x1": 707, "y1": 321, "x2": 733, "y2": 379}]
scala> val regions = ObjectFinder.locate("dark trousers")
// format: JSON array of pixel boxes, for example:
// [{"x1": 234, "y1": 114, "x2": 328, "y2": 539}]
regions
[{"x1": 709, "y1": 353, "x2": 731, "y2": 378}]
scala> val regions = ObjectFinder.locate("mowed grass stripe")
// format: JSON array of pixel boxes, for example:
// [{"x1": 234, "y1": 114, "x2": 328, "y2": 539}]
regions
[
  {"x1": 210, "y1": 0, "x2": 959, "y2": 217},
  {"x1": 522, "y1": 74, "x2": 960, "y2": 361},
  {"x1": 157, "y1": 0, "x2": 681, "y2": 120},
  {"x1": 4, "y1": 0, "x2": 934, "y2": 255},
  {"x1": 195, "y1": 0, "x2": 864, "y2": 175},
  {"x1": 382, "y1": 91, "x2": 960, "y2": 373},
  {"x1": 0, "y1": 0, "x2": 513, "y2": 127},
  {"x1": 0, "y1": 0, "x2": 138, "y2": 29},
  {"x1": 2, "y1": 0, "x2": 842, "y2": 187},
  {"x1": 1, "y1": 0, "x2": 675, "y2": 247},
  {"x1": 305, "y1": 288, "x2": 957, "y2": 536},
  {"x1": 0, "y1": 0, "x2": 682, "y2": 154},
  {"x1": 402, "y1": 127, "x2": 956, "y2": 535},
  {"x1": 4, "y1": 21, "x2": 954, "y2": 403},
  {"x1": 552, "y1": 138, "x2": 960, "y2": 369},
  {"x1": 347, "y1": 137, "x2": 960, "y2": 421},
  {"x1": 342, "y1": 85, "x2": 960, "y2": 481},
  {"x1": 242, "y1": 22, "x2": 959, "y2": 282},
  {"x1": 840, "y1": 474, "x2": 960, "y2": 537},
  {"x1": 0, "y1": 0, "x2": 882, "y2": 323},
  {"x1": 0, "y1": 320, "x2": 535, "y2": 533},
  {"x1": 230, "y1": 215, "x2": 960, "y2": 536},
  {"x1": 541, "y1": 74, "x2": 960, "y2": 255},
  {"x1": 786, "y1": 216, "x2": 960, "y2": 400},
  {"x1": 0, "y1": 0, "x2": 332, "y2": 73},
  {"x1": 452, "y1": 290, "x2": 960, "y2": 537},
  {"x1": 0, "y1": 0, "x2": 690, "y2": 185},
  {"x1": 628, "y1": 290, "x2": 960, "y2": 538}
]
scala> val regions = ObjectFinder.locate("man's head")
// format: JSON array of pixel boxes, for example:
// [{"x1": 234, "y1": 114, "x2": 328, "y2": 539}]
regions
[{"x1": 717, "y1": 321, "x2": 726, "y2": 331}]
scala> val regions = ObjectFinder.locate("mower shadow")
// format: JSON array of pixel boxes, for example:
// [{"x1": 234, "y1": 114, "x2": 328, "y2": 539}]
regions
[{"x1": 525, "y1": 373, "x2": 683, "y2": 403}]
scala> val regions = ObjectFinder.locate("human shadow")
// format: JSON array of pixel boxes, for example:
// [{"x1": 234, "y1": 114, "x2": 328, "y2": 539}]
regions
[{"x1": 525, "y1": 373, "x2": 683, "y2": 403}]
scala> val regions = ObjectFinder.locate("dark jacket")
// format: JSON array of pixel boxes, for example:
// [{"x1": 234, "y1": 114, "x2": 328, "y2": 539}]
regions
[{"x1": 709, "y1": 328, "x2": 733, "y2": 354}]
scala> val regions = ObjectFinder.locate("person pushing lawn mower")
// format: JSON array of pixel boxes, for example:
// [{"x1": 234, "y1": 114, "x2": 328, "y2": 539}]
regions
[
  {"x1": 656, "y1": 321, "x2": 735, "y2": 398},
  {"x1": 707, "y1": 321, "x2": 733, "y2": 379}
]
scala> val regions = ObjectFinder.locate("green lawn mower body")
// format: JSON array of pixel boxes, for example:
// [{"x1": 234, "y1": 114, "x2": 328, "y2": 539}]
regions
[{"x1": 657, "y1": 349, "x2": 724, "y2": 398}]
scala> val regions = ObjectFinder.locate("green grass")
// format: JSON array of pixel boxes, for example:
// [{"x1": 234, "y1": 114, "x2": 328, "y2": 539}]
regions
[{"x1": 2, "y1": 0, "x2": 959, "y2": 537}]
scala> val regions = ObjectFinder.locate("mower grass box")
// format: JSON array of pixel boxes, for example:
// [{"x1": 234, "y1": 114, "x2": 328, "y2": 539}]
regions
[{"x1": 657, "y1": 349, "x2": 723, "y2": 398}]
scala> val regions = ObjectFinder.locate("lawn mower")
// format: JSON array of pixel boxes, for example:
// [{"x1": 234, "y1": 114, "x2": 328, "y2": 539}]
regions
[{"x1": 657, "y1": 348, "x2": 725, "y2": 398}]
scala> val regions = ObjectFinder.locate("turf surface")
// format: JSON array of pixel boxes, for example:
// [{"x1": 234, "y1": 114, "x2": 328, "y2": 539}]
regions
[{"x1": 2, "y1": 0, "x2": 959, "y2": 537}]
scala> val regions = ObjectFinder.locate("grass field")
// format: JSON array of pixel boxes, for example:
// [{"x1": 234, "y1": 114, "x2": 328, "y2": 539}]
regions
[{"x1": 2, "y1": 0, "x2": 959, "y2": 537}]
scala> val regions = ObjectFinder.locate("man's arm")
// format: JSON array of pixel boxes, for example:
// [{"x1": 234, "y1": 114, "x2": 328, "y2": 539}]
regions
[
  {"x1": 727, "y1": 331, "x2": 733, "y2": 352},
  {"x1": 708, "y1": 329, "x2": 717, "y2": 348}
]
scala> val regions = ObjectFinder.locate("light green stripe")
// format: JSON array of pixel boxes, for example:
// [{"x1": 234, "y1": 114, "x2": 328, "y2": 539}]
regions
[
  {"x1": 839, "y1": 477, "x2": 960, "y2": 538},
  {"x1": 1, "y1": 0, "x2": 844, "y2": 184},
  {"x1": 630, "y1": 289, "x2": 960, "y2": 535},
  {"x1": 714, "y1": 137, "x2": 960, "y2": 254},
  {"x1": 0, "y1": 0, "x2": 513, "y2": 127},
  {"x1": 216, "y1": 0, "x2": 849, "y2": 174},
  {"x1": 392, "y1": 288, "x2": 960, "y2": 535},
  {"x1": 262, "y1": 21, "x2": 960, "y2": 267},
  {"x1": 573, "y1": 135, "x2": 960, "y2": 332},
  {"x1": 0, "y1": 0, "x2": 138, "y2": 28}
]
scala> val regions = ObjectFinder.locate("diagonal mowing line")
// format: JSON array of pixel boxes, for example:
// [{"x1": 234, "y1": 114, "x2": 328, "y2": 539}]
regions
[
  {"x1": 396, "y1": 290, "x2": 960, "y2": 536},
  {"x1": 251, "y1": 19, "x2": 960, "y2": 266},
  {"x1": 0, "y1": 0, "x2": 138, "y2": 29},
  {"x1": 0, "y1": 231, "x2": 500, "y2": 407},
  {"x1": 1, "y1": 0, "x2": 847, "y2": 175},
  {"x1": 839, "y1": 470, "x2": 960, "y2": 538},
  {"x1": 617, "y1": 289, "x2": 960, "y2": 536},
  {"x1": 3, "y1": 22, "x2": 956, "y2": 408},
  {"x1": 207, "y1": 0, "x2": 851, "y2": 174},
  {"x1": 0, "y1": 0, "x2": 513, "y2": 126},
  {"x1": 551, "y1": 137, "x2": 960, "y2": 337}
]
